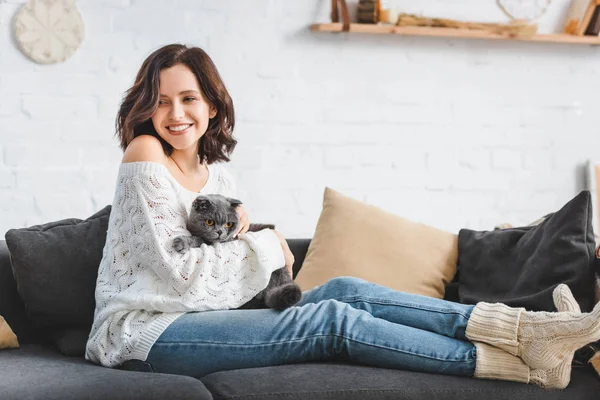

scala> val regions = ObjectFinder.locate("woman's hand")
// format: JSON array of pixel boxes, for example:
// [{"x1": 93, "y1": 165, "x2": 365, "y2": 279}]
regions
[
  {"x1": 273, "y1": 230, "x2": 295, "y2": 279},
  {"x1": 235, "y1": 205, "x2": 249, "y2": 237}
]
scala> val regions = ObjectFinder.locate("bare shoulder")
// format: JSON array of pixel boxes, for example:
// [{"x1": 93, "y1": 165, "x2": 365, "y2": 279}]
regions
[{"x1": 121, "y1": 135, "x2": 167, "y2": 164}]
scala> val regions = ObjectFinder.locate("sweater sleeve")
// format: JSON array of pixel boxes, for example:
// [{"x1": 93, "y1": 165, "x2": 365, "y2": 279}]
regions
[{"x1": 114, "y1": 163, "x2": 285, "y2": 311}]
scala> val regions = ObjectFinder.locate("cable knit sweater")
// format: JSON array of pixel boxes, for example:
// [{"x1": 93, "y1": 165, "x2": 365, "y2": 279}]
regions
[{"x1": 85, "y1": 161, "x2": 285, "y2": 368}]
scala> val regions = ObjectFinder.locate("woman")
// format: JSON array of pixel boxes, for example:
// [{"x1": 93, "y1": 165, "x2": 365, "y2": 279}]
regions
[{"x1": 85, "y1": 44, "x2": 600, "y2": 389}]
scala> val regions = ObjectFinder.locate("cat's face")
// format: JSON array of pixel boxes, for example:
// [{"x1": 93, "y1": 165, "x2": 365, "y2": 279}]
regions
[{"x1": 187, "y1": 194, "x2": 242, "y2": 244}]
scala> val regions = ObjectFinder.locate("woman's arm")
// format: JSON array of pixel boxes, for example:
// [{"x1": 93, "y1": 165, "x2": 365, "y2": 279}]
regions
[{"x1": 113, "y1": 169, "x2": 285, "y2": 311}]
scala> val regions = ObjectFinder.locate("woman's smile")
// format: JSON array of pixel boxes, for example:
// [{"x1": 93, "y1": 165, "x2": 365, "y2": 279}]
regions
[{"x1": 167, "y1": 123, "x2": 193, "y2": 136}]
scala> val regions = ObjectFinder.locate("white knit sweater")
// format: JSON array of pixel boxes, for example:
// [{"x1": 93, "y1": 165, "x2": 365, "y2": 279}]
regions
[{"x1": 85, "y1": 161, "x2": 285, "y2": 367}]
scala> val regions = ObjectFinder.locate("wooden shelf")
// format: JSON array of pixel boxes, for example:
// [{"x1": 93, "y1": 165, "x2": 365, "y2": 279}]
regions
[{"x1": 310, "y1": 23, "x2": 600, "y2": 46}]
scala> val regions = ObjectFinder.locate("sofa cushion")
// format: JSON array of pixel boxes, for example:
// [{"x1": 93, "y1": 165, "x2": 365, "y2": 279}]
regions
[
  {"x1": 4, "y1": 206, "x2": 111, "y2": 352},
  {"x1": 294, "y1": 187, "x2": 458, "y2": 299},
  {"x1": 0, "y1": 241, "x2": 39, "y2": 345},
  {"x1": 201, "y1": 362, "x2": 600, "y2": 400},
  {"x1": 287, "y1": 238, "x2": 311, "y2": 279},
  {"x1": 50, "y1": 328, "x2": 90, "y2": 357},
  {"x1": 0, "y1": 344, "x2": 212, "y2": 400},
  {"x1": 0, "y1": 315, "x2": 19, "y2": 349},
  {"x1": 458, "y1": 191, "x2": 597, "y2": 312}
]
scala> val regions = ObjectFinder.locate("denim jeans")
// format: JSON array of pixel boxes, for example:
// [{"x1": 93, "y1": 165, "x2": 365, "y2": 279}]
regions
[{"x1": 145, "y1": 277, "x2": 477, "y2": 378}]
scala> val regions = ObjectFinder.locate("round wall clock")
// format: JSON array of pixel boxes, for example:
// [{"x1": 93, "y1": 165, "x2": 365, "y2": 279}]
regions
[{"x1": 14, "y1": 0, "x2": 85, "y2": 64}]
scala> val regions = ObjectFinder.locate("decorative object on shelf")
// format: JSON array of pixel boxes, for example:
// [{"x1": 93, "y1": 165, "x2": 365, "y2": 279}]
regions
[
  {"x1": 563, "y1": 0, "x2": 600, "y2": 35},
  {"x1": 14, "y1": 0, "x2": 85, "y2": 64},
  {"x1": 377, "y1": 0, "x2": 398, "y2": 24},
  {"x1": 379, "y1": 0, "x2": 398, "y2": 24},
  {"x1": 357, "y1": 0, "x2": 379, "y2": 24},
  {"x1": 585, "y1": 4, "x2": 600, "y2": 35},
  {"x1": 497, "y1": 0, "x2": 552, "y2": 22},
  {"x1": 396, "y1": 13, "x2": 538, "y2": 38},
  {"x1": 330, "y1": 0, "x2": 351, "y2": 31}
]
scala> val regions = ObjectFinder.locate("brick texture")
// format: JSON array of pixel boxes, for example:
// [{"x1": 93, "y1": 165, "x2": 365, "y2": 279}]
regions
[{"x1": 1, "y1": 0, "x2": 599, "y2": 238}]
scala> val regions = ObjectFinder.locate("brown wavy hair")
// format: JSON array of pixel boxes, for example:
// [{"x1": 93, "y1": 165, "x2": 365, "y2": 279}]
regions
[{"x1": 116, "y1": 44, "x2": 236, "y2": 163}]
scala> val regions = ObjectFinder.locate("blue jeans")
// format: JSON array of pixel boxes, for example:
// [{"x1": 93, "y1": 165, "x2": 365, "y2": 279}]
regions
[{"x1": 145, "y1": 277, "x2": 477, "y2": 378}]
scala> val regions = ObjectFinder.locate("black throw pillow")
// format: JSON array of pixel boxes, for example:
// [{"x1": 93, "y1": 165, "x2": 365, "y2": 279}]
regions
[
  {"x1": 5, "y1": 205, "x2": 111, "y2": 355},
  {"x1": 458, "y1": 191, "x2": 596, "y2": 312}
]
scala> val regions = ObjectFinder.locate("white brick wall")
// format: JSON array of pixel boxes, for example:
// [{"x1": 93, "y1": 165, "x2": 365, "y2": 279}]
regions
[{"x1": 1, "y1": 0, "x2": 599, "y2": 238}]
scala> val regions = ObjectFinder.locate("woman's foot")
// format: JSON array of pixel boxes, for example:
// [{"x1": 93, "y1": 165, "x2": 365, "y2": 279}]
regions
[
  {"x1": 518, "y1": 291, "x2": 599, "y2": 370},
  {"x1": 529, "y1": 284, "x2": 581, "y2": 389},
  {"x1": 474, "y1": 285, "x2": 580, "y2": 389},
  {"x1": 466, "y1": 285, "x2": 600, "y2": 370}
]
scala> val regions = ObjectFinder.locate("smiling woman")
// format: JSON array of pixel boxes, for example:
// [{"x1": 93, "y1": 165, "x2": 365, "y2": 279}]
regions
[
  {"x1": 85, "y1": 44, "x2": 288, "y2": 372},
  {"x1": 152, "y1": 66, "x2": 216, "y2": 148},
  {"x1": 115, "y1": 44, "x2": 236, "y2": 165}
]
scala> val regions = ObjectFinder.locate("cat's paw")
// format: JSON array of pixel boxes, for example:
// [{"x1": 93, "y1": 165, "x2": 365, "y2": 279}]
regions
[{"x1": 172, "y1": 236, "x2": 190, "y2": 253}]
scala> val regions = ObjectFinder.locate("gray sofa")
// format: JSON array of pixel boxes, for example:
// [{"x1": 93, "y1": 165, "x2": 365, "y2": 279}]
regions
[{"x1": 1, "y1": 238, "x2": 599, "y2": 400}]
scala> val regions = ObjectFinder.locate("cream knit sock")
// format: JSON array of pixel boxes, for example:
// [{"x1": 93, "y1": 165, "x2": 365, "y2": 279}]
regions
[
  {"x1": 552, "y1": 284, "x2": 581, "y2": 314},
  {"x1": 474, "y1": 343, "x2": 574, "y2": 390},
  {"x1": 529, "y1": 284, "x2": 580, "y2": 389},
  {"x1": 466, "y1": 286, "x2": 600, "y2": 370},
  {"x1": 473, "y1": 342, "x2": 530, "y2": 383},
  {"x1": 474, "y1": 284, "x2": 581, "y2": 390}
]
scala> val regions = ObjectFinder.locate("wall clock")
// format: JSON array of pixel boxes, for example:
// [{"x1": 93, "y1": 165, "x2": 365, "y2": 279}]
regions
[{"x1": 14, "y1": 0, "x2": 85, "y2": 64}]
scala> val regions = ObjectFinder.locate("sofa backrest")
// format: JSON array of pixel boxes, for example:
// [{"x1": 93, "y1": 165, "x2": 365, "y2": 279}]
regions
[
  {"x1": 0, "y1": 237, "x2": 459, "y2": 347},
  {"x1": 0, "y1": 240, "x2": 40, "y2": 344},
  {"x1": 0, "y1": 238, "x2": 313, "y2": 346}
]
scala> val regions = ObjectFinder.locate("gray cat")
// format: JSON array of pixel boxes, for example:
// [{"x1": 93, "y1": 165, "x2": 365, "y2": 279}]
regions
[{"x1": 172, "y1": 194, "x2": 302, "y2": 310}]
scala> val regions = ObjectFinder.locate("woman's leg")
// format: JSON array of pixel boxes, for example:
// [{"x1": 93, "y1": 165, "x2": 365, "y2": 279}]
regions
[
  {"x1": 299, "y1": 277, "x2": 474, "y2": 340},
  {"x1": 145, "y1": 299, "x2": 476, "y2": 379},
  {"x1": 299, "y1": 277, "x2": 600, "y2": 371}
]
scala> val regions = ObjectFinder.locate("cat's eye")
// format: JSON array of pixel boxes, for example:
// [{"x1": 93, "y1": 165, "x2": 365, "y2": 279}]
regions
[
  {"x1": 205, "y1": 220, "x2": 214, "y2": 226},
  {"x1": 225, "y1": 222, "x2": 233, "y2": 228}
]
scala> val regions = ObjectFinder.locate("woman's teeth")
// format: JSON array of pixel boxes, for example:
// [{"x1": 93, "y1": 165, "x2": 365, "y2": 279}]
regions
[{"x1": 168, "y1": 124, "x2": 191, "y2": 132}]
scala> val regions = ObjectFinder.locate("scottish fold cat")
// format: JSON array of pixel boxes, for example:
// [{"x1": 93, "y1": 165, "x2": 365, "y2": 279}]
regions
[{"x1": 172, "y1": 194, "x2": 302, "y2": 310}]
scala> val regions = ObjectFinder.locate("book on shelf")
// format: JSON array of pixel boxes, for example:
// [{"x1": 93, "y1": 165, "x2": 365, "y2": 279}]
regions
[
  {"x1": 564, "y1": 0, "x2": 600, "y2": 35},
  {"x1": 585, "y1": 5, "x2": 600, "y2": 35}
]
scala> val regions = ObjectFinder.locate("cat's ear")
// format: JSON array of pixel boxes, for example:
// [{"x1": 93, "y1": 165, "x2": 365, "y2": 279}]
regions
[
  {"x1": 226, "y1": 197, "x2": 243, "y2": 208},
  {"x1": 192, "y1": 197, "x2": 212, "y2": 211}
]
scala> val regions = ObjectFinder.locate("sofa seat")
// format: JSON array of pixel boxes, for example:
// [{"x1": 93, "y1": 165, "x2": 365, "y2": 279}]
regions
[
  {"x1": 0, "y1": 344, "x2": 213, "y2": 400},
  {"x1": 200, "y1": 362, "x2": 599, "y2": 400}
]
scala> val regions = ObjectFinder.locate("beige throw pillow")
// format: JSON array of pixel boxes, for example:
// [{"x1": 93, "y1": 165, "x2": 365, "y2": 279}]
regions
[
  {"x1": 295, "y1": 187, "x2": 458, "y2": 299},
  {"x1": 0, "y1": 316, "x2": 19, "y2": 349}
]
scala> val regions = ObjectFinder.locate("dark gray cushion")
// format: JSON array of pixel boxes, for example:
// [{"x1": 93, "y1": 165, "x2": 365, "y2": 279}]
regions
[
  {"x1": 288, "y1": 238, "x2": 311, "y2": 279},
  {"x1": 0, "y1": 241, "x2": 40, "y2": 344},
  {"x1": 201, "y1": 362, "x2": 600, "y2": 400},
  {"x1": 50, "y1": 328, "x2": 91, "y2": 357},
  {"x1": 458, "y1": 190, "x2": 597, "y2": 312},
  {"x1": 4, "y1": 206, "x2": 111, "y2": 354},
  {"x1": 0, "y1": 344, "x2": 212, "y2": 400}
]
